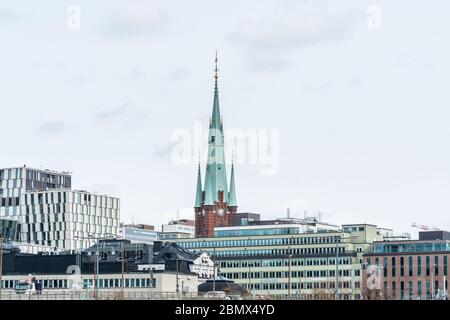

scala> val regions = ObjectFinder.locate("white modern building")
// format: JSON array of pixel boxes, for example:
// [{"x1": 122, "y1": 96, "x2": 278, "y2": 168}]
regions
[
  {"x1": 0, "y1": 166, "x2": 71, "y2": 219},
  {"x1": 0, "y1": 166, "x2": 120, "y2": 251},
  {"x1": 19, "y1": 189, "x2": 120, "y2": 250},
  {"x1": 159, "y1": 219, "x2": 195, "y2": 240},
  {"x1": 120, "y1": 224, "x2": 158, "y2": 244}
]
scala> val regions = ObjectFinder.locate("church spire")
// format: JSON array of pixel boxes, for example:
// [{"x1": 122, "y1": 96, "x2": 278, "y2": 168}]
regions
[
  {"x1": 211, "y1": 50, "x2": 222, "y2": 132},
  {"x1": 203, "y1": 52, "x2": 228, "y2": 205},
  {"x1": 194, "y1": 160, "x2": 203, "y2": 208},
  {"x1": 194, "y1": 54, "x2": 239, "y2": 238},
  {"x1": 228, "y1": 159, "x2": 237, "y2": 207}
]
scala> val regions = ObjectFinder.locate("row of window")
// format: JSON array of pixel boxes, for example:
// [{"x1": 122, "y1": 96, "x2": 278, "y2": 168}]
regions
[
  {"x1": 220, "y1": 257, "x2": 354, "y2": 268},
  {"x1": 374, "y1": 242, "x2": 450, "y2": 253},
  {"x1": 0, "y1": 168, "x2": 24, "y2": 180},
  {"x1": 220, "y1": 269, "x2": 358, "y2": 280},
  {"x1": 23, "y1": 193, "x2": 119, "y2": 210},
  {"x1": 0, "y1": 178, "x2": 24, "y2": 190},
  {"x1": 367, "y1": 255, "x2": 449, "y2": 277},
  {"x1": 194, "y1": 246, "x2": 346, "y2": 258},
  {"x1": 382, "y1": 279, "x2": 449, "y2": 300},
  {"x1": 180, "y1": 236, "x2": 342, "y2": 249},
  {"x1": 0, "y1": 186, "x2": 20, "y2": 198},
  {"x1": 0, "y1": 197, "x2": 20, "y2": 207},
  {"x1": 0, "y1": 169, "x2": 71, "y2": 190},
  {"x1": 235, "y1": 281, "x2": 357, "y2": 291},
  {"x1": 1, "y1": 278, "x2": 155, "y2": 290}
]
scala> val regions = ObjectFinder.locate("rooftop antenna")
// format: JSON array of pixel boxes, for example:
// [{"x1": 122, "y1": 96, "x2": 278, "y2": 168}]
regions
[{"x1": 287, "y1": 208, "x2": 291, "y2": 219}]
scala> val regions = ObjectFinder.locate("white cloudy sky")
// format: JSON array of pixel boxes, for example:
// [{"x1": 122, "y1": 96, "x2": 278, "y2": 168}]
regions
[{"x1": 1, "y1": 0, "x2": 449, "y2": 237}]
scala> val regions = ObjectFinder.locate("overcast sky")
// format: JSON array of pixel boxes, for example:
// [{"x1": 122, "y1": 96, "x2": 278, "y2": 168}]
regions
[{"x1": 1, "y1": 0, "x2": 449, "y2": 237}]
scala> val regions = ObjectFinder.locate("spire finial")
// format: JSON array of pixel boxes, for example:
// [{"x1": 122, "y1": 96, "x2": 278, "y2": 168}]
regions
[{"x1": 214, "y1": 50, "x2": 219, "y2": 81}]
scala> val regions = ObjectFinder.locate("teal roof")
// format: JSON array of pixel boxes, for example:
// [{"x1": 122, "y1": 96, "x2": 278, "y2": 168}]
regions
[
  {"x1": 203, "y1": 75, "x2": 228, "y2": 205},
  {"x1": 196, "y1": 54, "x2": 237, "y2": 208},
  {"x1": 228, "y1": 163, "x2": 237, "y2": 207},
  {"x1": 194, "y1": 164, "x2": 203, "y2": 208}
]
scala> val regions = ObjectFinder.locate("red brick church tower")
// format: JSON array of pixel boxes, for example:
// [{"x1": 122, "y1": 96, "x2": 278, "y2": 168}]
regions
[{"x1": 194, "y1": 54, "x2": 237, "y2": 238}]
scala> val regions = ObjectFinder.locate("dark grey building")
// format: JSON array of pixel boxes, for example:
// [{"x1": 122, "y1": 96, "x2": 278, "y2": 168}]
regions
[
  {"x1": 230, "y1": 212, "x2": 260, "y2": 226},
  {"x1": 1, "y1": 240, "x2": 197, "y2": 276}
]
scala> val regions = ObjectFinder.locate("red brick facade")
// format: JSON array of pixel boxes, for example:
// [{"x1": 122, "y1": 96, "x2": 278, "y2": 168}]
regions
[
  {"x1": 362, "y1": 252, "x2": 449, "y2": 300},
  {"x1": 195, "y1": 202, "x2": 237, "y2": 238}
]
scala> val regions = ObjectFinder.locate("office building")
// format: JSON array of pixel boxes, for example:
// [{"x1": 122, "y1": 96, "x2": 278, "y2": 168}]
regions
[
  {"x1": 171, "y1": 219, "x2": 385, "y2": 299},
  {"x1": 230, "y1": 213, "x2": 260, "y2": 226},
  {"x1": 363, "y1": 231, "x2": 450, "y2": 300},
  {"x1": 159, "y1": 219, "x2": 195, "y2": 240},
  {"x1": 0, "y1": 166, "x2": 121, "y2": 251},
  {"x1": 0, "y1": 166, "x2": 71, "y2": 219},
  {"x1": 120, "y1": 224, "x2": 158, "y2": 244},
  {"x1": 19, "y1": 189, "x2": 120, "y2": 250}
]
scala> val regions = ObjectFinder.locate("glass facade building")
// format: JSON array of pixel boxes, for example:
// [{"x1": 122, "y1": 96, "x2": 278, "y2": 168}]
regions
[
  {"x1": 0, "y1": 218, "x2": 18, "y2": 240},
  {"x1": 19, "y1": 190, "x2": 120, "y2": 250},
  {"x1": 0, "y1": 167, "x2": 71, "y2": 219},
  {"x1": 1, "y1": 166, "x2": 120, "y2": 251},
  {"x1": 170, "y1": 223, "x2": 383, "y2": 299},
  {"x1": 364, "y1": 238, "x2": 450, "y2": 300}
]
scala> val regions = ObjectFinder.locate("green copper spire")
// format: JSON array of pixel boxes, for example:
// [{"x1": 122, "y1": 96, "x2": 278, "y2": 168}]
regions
[
  {"x1": 203, "y1": 52, "x2": 229, "y2": 205},
  {"x1": 211, "y1": 51, "x2": 222, "y2": 132},
  {"x1": 228, "y1": 162, "x2": 237, "y2": 207},
  {"x1": 194, "y1": 162, "x2": 203, "y2": 208}
]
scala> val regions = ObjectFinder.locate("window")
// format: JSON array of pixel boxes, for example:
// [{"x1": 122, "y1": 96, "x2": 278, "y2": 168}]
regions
[
  {"x1": 409, "y1": 281, "x2": 413, "y2": 300},
  {"x1": 444, "y1": 256, "x2": 448, "y2": 276},
  {"x1": 400, "y1": 257, "x2": 404, "y2": 277},
  {"x1": 400, "y1": 281, "x2": 405, "y2": 300},
  {"x1": 392, "y1": 257, "x2": 396, "y2": 277},
  {"x1": 408, "y1": 256, "x2": 413, "y2": 277},
  {"x1": 434, "y1": 256, "x2": 439, "y2": 276},
  {"x1": 417, "y1": 257, "x2": 422, "y2": 276}
]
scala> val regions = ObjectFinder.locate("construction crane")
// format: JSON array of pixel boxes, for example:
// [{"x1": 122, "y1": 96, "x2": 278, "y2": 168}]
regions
[{"x1": 411, "y1": 223, "x2": 441, "y2": 231}]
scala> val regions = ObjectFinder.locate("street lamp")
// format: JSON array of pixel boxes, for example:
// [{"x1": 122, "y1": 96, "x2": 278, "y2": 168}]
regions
[{"x1": 334, "y1": 234, "x2": 359, "y2": 300}]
